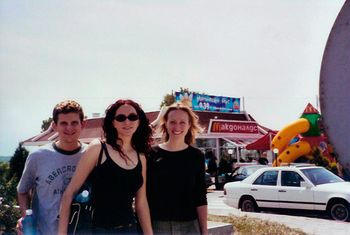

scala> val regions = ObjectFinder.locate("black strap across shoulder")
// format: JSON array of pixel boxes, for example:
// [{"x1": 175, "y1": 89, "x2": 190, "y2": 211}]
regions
[
  {"x1": 98, "y1": 141, "x2": 141, "y2": 167},
  {"x1": 97, "y1": 141, "x2": 106, "y2": 166}
]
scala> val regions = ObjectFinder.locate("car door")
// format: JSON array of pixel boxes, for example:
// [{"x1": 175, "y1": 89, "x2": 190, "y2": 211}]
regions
[
  {"x1": 278, "y1": 170, "x2": 314, "y2": 210},
  {"x1": 251, "y1": 170, "x2": 279, "y2": 208}
]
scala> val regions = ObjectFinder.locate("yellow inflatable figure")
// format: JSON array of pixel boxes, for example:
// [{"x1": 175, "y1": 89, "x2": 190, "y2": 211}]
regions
[{"x1": 271, "y1": 103, "x2": 321, "y2": 166}]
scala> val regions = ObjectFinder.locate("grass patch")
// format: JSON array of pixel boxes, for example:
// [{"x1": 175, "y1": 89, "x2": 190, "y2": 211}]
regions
[{"x1": 208, "y1": 214, "x2": 308, "y2": 235}]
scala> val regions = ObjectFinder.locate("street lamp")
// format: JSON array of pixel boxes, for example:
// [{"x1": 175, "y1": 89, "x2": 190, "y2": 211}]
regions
[
  {"x1": 227, "y1": 148, "x2": 235, "y2": 164},
  {"x1": 273, "y1": 148, "x2": 279, "y2": 165}
]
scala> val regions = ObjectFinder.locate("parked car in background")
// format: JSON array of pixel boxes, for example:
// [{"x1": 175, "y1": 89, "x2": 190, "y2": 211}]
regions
[
  {"x1": 227, "y1": 164, "x2": 269, "y2": 182},
  {"x1": 215, "y1": 163, "x2": 268, "y2": 190},
  {"x1": 224, "y1": 164, "x2": 350, "y2": 221}
]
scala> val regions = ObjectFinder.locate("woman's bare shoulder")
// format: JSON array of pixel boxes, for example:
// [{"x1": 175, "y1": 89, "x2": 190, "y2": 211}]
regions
[
  {"x1": 85, "y1": 139, "x2": 103, "y2": 154},
  {"x1": 89, "y1": 138, "x2": 103, "y2": 146}
]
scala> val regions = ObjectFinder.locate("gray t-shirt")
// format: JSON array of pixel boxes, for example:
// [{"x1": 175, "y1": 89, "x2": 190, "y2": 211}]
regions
[{"x1": 17, "y1": 142, "x2": 87, "y2": 235}]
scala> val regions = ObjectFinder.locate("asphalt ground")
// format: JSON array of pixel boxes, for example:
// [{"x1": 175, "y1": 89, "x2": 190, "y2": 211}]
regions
[{"x1": 207, "y1": 189, "x2": 350, "y2": 235}]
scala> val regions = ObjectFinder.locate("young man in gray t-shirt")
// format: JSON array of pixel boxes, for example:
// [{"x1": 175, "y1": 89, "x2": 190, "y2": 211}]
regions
[{"x1": 17, "y1": 100, "x2": 87, "y2": 235}]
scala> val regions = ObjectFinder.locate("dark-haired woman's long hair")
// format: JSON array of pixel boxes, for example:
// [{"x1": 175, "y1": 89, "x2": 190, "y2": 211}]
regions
[{"x1": 103, "y1": 99, "x2": 152, "y2": 163}]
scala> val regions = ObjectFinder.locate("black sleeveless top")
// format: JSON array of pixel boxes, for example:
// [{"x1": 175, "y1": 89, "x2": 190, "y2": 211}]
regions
[{"x1": 91, "y1": 142, "x2": 143, "y2": 228}]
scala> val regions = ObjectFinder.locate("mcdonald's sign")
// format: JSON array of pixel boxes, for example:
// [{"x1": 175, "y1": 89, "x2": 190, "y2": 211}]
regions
[{"x1": 210, "y1": 120, "x2": 259, "y2": 134}]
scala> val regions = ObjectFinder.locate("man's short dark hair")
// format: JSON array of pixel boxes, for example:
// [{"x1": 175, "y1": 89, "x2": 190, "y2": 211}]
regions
[{"x1": 52, "y1": 100, "x2": 84, "y2": 123}]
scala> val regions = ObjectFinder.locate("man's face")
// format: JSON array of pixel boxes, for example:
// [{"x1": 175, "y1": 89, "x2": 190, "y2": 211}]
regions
[{"x1": 52, "y1": 113, "x2": 84, "y2": 144}]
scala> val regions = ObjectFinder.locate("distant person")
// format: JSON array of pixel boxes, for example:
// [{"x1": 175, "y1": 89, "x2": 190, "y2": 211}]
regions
[
  {"x1": 337, "y1": 162, "x2": 350, "y2": 182},
  {"x1": 17, "y1": 100, "x2": 87, "y2": 235},
  {"x1": 58, "y1": 99, "x2": 153, "y2": 234},
  {"x1": 258, "y1": 157, "x2": 269, "y2": 165},
  {"x1": 218, "y1": 154, "x2": 232, "y2": 175},
  {"x1": 147, "y1": 102, "x2": 208, "y2": 235},
  {"x1": 205, "y1": 149, "x2": 218, "y2": 176}
]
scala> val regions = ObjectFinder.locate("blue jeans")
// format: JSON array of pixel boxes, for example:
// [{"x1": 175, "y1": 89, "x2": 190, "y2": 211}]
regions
[{"x1": 152, "y1": 220, "x2": 200, "y2": 235}]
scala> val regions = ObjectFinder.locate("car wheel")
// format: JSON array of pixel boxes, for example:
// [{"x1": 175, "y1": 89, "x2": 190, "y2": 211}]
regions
[
  {"x1": 241, "y1": 197, "x2": 258, "y2": 212},
  {"x1": 329, "y1": 201, "x2": 350, "y2": 221}
]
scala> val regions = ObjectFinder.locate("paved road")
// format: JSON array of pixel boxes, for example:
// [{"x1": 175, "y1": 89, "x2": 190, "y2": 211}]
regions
[{"x1": 207, "y1": 190, "x2": 350, "y2": 235}]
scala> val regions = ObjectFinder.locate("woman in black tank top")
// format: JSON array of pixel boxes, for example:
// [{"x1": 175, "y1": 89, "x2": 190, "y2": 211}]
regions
[{"x1": 59, "y1": 99, "x2": 153, "y2": 235}]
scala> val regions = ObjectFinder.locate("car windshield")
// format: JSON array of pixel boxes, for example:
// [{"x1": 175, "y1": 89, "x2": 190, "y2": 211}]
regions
[
  {"x1": 245, "y1": 166, "x2": 265, "y2": 175},
  {"x1": 301, "y1": 167, "x2": 344, "y2": 185},
  {"x1": 236, "y1": 165, "x2": 264, "y2": 176}
]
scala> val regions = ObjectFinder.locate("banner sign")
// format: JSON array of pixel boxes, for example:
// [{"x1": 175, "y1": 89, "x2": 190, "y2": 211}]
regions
[
  {"x1": 175, "y1": 92, "x2": 240, "y2": 113},
  {"x1": 210, "y1": 120, "x2": 259, "y2": 134}
]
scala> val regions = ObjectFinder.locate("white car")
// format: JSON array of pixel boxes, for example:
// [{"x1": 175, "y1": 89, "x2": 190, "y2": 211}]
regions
[{"x1": 223, "y1": 164, "x2": 350, "y2": 221}]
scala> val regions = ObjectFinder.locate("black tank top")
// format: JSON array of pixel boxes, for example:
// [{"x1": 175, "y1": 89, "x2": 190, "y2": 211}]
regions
[{"x1": 91, "y1": 142, "x2": 143, "y2": 228}]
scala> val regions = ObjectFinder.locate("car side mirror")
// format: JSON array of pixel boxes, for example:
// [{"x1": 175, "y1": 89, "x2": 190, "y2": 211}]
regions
[{"x1": 300, "y1": 181, "x2": 312, "y2": 188}]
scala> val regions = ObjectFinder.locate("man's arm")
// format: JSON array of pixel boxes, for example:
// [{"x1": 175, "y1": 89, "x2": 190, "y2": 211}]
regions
[
  {"x1": 16, "y1": 150, "x2": 36, "y2": 235},
  {"x1": 16, "y1": 191, "x2": 32, "y2": 235},
  {"x1": 17, "y1": 192, "x2": 31, "y2": 217}
]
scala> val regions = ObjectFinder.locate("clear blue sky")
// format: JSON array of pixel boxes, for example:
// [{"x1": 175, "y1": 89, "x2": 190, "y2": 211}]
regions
[{"x1": 0, "y1": 0, "x2": 345, "y2": 156}]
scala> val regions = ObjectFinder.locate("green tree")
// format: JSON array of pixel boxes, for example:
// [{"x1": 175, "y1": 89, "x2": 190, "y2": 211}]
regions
[
  {"x1": 41, "y1": 117, "x2": 53, "y2": 132},
  {"x1": 9, "y1": 143, "x2": 29, "y2": 180},
  {"x1": 159, "y1": 93, "x2": 176, "y2": 108},
  {"x1": 159, "y1": 87, "x2": 205, "y2": 108}
]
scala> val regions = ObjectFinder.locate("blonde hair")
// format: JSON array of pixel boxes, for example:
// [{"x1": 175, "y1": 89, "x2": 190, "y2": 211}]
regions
[{"x1": 161, "y1": 102, "x2": 203, "y2": 145}]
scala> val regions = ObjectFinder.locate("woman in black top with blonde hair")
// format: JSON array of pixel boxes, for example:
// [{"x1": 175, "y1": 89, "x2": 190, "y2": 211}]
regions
[
  {"x1": 59, "y1": 99, "x2": 153, "y2": 235},
  {"x1": 147, "y1": 102, "x2": 208, "y2": 235}
]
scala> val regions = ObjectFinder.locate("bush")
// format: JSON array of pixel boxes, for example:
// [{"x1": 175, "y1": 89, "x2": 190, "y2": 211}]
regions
[
  {"x1": 0, "y1": 203, "x2": 20, "y2": 235},
  {"x1": 0, "y1": 142, "x2": 29, "y2": 235},
  {"x1": 208, "y1": 214, "x2": 307, "y2": 235},
  {"x1": 0, "y1": 162, "x2": 21, "y2": 234}
]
